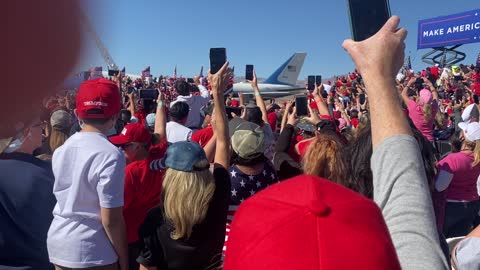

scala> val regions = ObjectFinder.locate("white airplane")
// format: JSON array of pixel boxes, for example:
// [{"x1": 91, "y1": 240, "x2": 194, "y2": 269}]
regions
[{"x1": 229, "y1": 52, "x2": 307, "y2": 98}]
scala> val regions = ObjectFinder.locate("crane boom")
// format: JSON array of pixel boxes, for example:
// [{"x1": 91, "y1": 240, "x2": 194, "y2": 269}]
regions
[{"x1": 78, "y1": 8, "x2": 118, "y2": 70}]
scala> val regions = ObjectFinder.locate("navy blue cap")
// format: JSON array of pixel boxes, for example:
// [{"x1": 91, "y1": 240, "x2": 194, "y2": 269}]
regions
[{"x1": 165, "y1": 141, "x2": 208, "y2": 172}]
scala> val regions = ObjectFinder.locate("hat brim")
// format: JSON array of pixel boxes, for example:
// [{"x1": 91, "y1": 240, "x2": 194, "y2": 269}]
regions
[
  {"x1": 229, "y1": 117, "x2": 247, "y2": 137},
  {"x1": 458, "y1": 122, "x2": 468, "y2": 132},
  {"x1": 108, "y1": 134, "x2": 131, "y2": 145}
]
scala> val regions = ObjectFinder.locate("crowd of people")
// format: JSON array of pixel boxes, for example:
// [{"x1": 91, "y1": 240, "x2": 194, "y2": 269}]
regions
[{"x1": 2, "y1": 15, "x2": 480, "y2": 270}]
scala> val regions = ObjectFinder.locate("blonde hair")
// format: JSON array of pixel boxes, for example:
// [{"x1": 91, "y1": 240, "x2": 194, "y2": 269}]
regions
[
  {"x1": 422, "y1": 103, "x2": 433, "y2": 122},
  {"x1": 473, "y1": 142, "x2": 480, "y2": 167},
  {"x1": 162, "y1": 159, "x2": 215, "y2": 240},
  {"x1": 434, "y1": 110, "x2": 445, "y2": 129},
  {"x1": 302, "y1": 134, "x2": 347, "y2": 185},
  {"x1": 464, "y1": 139, "x2": 480, "y2": 167},
  {"x1": 49, "y1": 128, "x2": 69, "y2": 153}
]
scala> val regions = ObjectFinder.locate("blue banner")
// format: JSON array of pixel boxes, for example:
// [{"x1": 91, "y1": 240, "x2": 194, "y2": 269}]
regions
[{"x1": 417, "y1": 9, "x2": 480, "y2": 49}]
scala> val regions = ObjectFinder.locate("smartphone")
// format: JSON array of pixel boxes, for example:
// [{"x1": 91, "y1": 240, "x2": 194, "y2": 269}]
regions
[
  {"x1": 307, "y1": 76, "x2": 315, "y2": 91},
  {"x1": 359, "y1": 93, "x2": 366, "y2": 105},
  {"x1": 187, "y1": 78, "x2": 194, "y2": 83},
  {"x1": 474, "y1": 95, "x2": 479, "y2": 105},
  {"x1": 347, "y1": 0, "x2": 391, "y2": 41},
  {"x1": 245, "y1": 65, "x2": 254, "y2": 81},
  {"x1": 127, "y1": 86, "x2": 135, "y2": 95},
  {"x1": 139, "y1": 89, "x2": 158, "y2": 100},
  {"x1": 209, "y1": 48, "x2": 227, "y2": 74},
  {"x1": 226, "y1": 106, "x2": 243, "y2": 119},
  {"x1": 295, "y1": 96, "x2": 308, "y2": 116},
  {"x1": 108, "y1": 69, "x2": 119, "y2": 76},
  {"x1": 315, "y1": 75, "x2": 322, "y2": 86}
]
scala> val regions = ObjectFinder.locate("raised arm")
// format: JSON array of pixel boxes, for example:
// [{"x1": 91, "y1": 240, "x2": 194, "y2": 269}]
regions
[
  {"x1": 343, "y1": 16, "x2": 448, "y2": 270},
  {"x1": 208, "y1": 62, "x2": 231, "y2": 169},
  {"x1": 194, "y1": 76, "x2": 211, "y2": 100},
  {"x1": 423, "y1": 77, "x2": 439, "y2": 101},
  {"x1": 154, "y1": 91, "x2": 167, "y2": 141},
  {"x1": 248, "y1": 71, "x2": 269, "y2": 124},
  {"x1": 127, "y1": 92, "x2": 136, "y2": 120},
  {"x1": 280, "y1": 100, "x2": 294, "y2": 132},
  {"x1": 312, "y1": 83, "x2": 331, "y2": 116},
  {"x1": 401, "y1": 77, "x2": 416, "y2": 107}
]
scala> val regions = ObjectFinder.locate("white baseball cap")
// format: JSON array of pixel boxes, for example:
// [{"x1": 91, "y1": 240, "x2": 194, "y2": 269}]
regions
[{"x1": 458, "y1": 122, "x2": 480, "y2": 142}]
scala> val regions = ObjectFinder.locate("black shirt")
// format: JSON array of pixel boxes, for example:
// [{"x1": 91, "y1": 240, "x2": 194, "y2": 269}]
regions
[
  {"x1": 137, "y1": 165, "x2": 230, "y2": 270},
  {"x1": 0, "y1": 152, "x2": 56, "y2": 270}
]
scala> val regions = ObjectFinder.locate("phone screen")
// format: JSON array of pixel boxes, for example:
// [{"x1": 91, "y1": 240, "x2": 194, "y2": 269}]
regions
[
  {"x1": 139, "y1": 89, "x2": 158, "y2": 100},
  {"x1": 359, "y1": 93, "x2": 366, "y2": 105},
  {"x1": 307, "y1": 76, "x2": 315, "y2": 91},
  {"x1": 347, "y1": 0, "x2": 391, "y2": 41},
  {"x1": 295, "y1": 96, "x2": 308, "y2": 116},
  {"x1": 246, "y1": 65, "x2": 254, "y2": 81},
  {"x1": 209, "y1": 48, "x2": 227, "y2": 74},
  {"x1": 108, "y1": 69, "x2": 119, "y2": 76},
  {"x1": 226, "y1": 106, "x2": 243, "y2": 119},
  {"x1": 127, "y1": 86, "x2": 135, "y2": 95},
  {"x1": 315, "y1": 75, "x2": 322, "y2": 86}
]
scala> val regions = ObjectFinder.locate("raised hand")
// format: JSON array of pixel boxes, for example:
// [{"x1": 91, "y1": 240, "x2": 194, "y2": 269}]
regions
[{"x1": 342, "y1": 16, "x2": 407, "y2": 84}]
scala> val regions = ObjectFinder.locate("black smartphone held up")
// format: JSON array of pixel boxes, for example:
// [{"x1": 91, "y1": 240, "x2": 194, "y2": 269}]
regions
[
  {"x1": 226, "y1": 106, "x2": 243, "y2": 119},
  {"x1": 307, "y1": 76, "x2": 315, "y2": 91},
  {"x1": 359, "y1": 93, "x2": 366, "y2": 105},
  {"x1": 209, "y1": 48, "x2": 227, "y2": 74},
  {"x1": 295, "y1": 95, "x2": 309, "y2": 117},
  {"x1": 315, "y1": 75, "x2": 322, "y2": 86},
  {"x1": 187, "y1": 78, "x2": 194, "y2": 83},
  {"x1": 108, "y1": 69, "x2": 119, "y2": 76},
  {"x1": 347, "y1": 0, "x2": 391, "y2": 41},
  {"x1": 139, "y1": 89, "x2": 158, "y2": 100},
  {"x1": 127, "y1": 86, "x2": 135, "y2": 95},
  {"x1": 245, "y1": 64, "x2": 254, "y2": 81}
]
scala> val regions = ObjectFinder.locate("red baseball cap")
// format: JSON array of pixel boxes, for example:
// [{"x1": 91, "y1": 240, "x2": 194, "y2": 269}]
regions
[
  {"x1": 109, "y1": 123, "x2": 151, "y2": 145},
  {"x1": 76, "y1": 78, "x2": 121, "y2": 119},
  {"x1": 224, "y1": 175, "x2": 401, "y2": 270}
]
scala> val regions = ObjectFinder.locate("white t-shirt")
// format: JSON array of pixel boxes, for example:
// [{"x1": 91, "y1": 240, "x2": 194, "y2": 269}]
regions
[
  {"x1": 47, "y1": 132, "x2": 125, "y2": 268},
  {"x1": 166, "y1": 121, "x2": 192, "y2": 143}
]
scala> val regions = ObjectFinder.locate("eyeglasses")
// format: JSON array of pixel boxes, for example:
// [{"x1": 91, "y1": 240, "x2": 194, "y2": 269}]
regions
[{"x1": 119, "y1": 143, "x2": 135, "y2": 150}]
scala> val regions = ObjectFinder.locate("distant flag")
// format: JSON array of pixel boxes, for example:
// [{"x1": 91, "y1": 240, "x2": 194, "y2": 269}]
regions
[
  {"x1": 88, "y1": 66, "x2": 103, "y2": 80},
  {"x1": 173, "y1": 65, "x2": 177, "y2": 79},
  {"x1": 142, "y1": 66, "x2": 151, "y2": 77},
  {"x1": 199, "y1": 66, "x2": 204, "y2": 77},
  {"x1": 404, "y1": 56, "x2": 412, "y2": 70},
  {"x1": 476, "y1": 51, "x2": 480, "y2": 67},
  {"x1": 120, "y1": 67, "x2": 126, "y2": 77},
  {"x1": 231, "y1": 66, "x2": 235, "y2": 74}
]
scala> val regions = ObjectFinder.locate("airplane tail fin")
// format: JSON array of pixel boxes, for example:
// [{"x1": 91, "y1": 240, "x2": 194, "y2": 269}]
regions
[{"x1": 263, "y1": 52, "x2": 306, "y2": 86}]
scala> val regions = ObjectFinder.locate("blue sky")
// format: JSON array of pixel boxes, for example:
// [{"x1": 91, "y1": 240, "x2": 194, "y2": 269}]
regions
[{"x1": 78, "y1": 0, "x2": 479, "y2": 80}]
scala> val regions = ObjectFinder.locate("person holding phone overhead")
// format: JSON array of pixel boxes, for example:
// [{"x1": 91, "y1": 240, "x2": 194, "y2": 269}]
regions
[
  {"x1": 136, "y1": 62, "x2": 232, "y2": 270},
  {"x1": 242, "y1": 69, "x2": 275, "y2": 160},
  {"x1": 170, "y1": 77, "x2": 210, "y2": 131}
]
